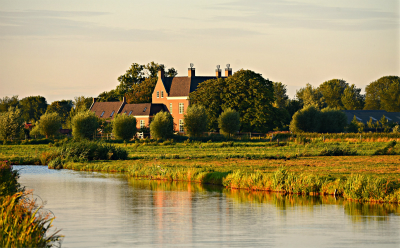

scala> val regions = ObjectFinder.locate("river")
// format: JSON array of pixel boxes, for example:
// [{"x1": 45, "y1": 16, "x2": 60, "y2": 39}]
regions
[{"x1": 14, "y1": 165, "x2": 400, "y2": 248}]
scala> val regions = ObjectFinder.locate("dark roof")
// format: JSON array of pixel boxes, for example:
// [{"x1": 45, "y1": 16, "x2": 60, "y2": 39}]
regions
[
  {"x1": 342, "y1": 110, "x2": 400, "y2": 124},
  {"x1": 120, "y1": 103, "x2": 167, "y2": 116},
  {"x1": 162, "y1": 76, "x2": 217, "y2": 97},
  {"x1": 90, "y1": 101, "x2": 123, "y2": 119}
]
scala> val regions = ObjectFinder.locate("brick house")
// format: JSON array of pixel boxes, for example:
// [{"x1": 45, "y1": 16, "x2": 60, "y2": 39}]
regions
[{"x1": 90, "y1": 65, "x2": 232, "y2": 133}]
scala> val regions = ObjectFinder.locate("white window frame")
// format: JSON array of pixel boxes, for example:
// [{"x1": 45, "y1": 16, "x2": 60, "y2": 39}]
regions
[
  {"x1": 157, "y1": 91, "x2": 159, "y2": 98},
  {"x1": 179, "y1": 119, "x2": 184, "y2": 132},
  {"x1": 140, "y1": 120, "x2": 145, "y2": 129},
  {"x1": 170, "y1": 103, "x2": 173, "y2": 113},
  {"x1": 179, "y1": 103, "x2": 184, "y2": 114}
]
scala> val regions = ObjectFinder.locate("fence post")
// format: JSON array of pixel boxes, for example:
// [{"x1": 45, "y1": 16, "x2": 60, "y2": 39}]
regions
[
  {"x1": 360, "y1": 134, "x2": 362, "y2": 142},
  {"x1": 277, "y1": 139, "x2": 279, "y2": 145}
]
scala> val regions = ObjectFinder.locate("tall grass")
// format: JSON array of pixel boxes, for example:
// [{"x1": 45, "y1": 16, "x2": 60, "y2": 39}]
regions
[{"x1": 0, "y1": 161, "x2": 63, "y2": 247}]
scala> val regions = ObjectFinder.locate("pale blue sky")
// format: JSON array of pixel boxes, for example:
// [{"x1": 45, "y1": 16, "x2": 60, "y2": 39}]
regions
[{"x1": 0, "y1": 0, "x2": 399, "y2": 103}]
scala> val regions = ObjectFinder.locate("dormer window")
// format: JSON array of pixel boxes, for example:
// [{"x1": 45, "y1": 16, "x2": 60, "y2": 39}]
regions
[
  {"x1": 161, "y1": 91, "x2": 164, "y2": 98},
  {"x1": 110, "y1": 111, "x2": 115, "y2": 117},
  {"x1": 128, "y1": 111, "x2": 132, "y2": 116},
  {"x1": 143, "y1": 107, "x2": 147, "y2": 112},
  {"x1": 100, "y1": 111, "x2": 105, "y2": 117},
  {"x1": 157, "y1": 91, "x2": 159, "y2": 98},
  {"x1": 124, "y1": 111, "x2": 127, "y2": 114}
]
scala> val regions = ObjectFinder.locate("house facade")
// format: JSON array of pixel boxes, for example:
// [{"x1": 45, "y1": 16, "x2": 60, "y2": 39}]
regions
[{"x1": 90, "y1": 65, "x2": 232, "y2": 133}]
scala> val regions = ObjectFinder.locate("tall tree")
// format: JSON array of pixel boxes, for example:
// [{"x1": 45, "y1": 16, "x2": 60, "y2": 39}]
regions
[
  {"x1": 318, "y1": 79, "x2": 348, "y2": 109},
  {"x1": 341, "y1": 84, "x2": 365, "y2": 110},
  {"x1": 190, "y1": 69, "x2": 275, "y2": 133},
  {"x1": 273, "y1": 82, "x2": 289, "y2": 109},
  {"x1": 125, "y1": 77, "x2": 157, "y2": 104},
  {"x1": 0, "y1": 96, "x2": 19, "y2": 112},
  {"x1": 0, "y1": 107, "x2": 24, "y2": 140},
  {"x1": 296, "y1": 84, "x2": 326, "y2": 109},
  {"x1": 189, "y1": 78, "x2": 225, "y2": 131},
  {"x1": 19, "y1": 96, "x2": 48, "y2": 122},
  {"x1": 46, "y1": 100, "x2": 73, "y2": 127},
  {"x1": 364, "y1": 76, "x2": 400, "y2": 111}
]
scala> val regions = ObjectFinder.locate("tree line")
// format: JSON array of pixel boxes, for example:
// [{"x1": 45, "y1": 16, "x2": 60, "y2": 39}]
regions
[{"x1": 1, "y1": 60, "x2": 399, "y2": 136}]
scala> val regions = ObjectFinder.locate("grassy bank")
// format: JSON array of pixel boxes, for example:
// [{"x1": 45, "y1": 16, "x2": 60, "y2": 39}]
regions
[
  {"x1": 0, "y1": 161, "x2": 62, "y2": 247},
  {"x1": 59, "y1": 156, "x2": 400, "y2": 203}
]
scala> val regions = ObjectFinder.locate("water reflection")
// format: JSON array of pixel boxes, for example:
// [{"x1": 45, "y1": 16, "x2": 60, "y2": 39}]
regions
[{"x1": 15, "y1": 166, "x2": 400, "y2": 248}]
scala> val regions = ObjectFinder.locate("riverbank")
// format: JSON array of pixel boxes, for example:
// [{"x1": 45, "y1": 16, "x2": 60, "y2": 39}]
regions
[{"x1": 58, "y1": 156, "x2": 400, "y2": 203}]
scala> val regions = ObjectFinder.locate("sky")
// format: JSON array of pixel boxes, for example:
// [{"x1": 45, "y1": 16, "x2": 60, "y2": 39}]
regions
[{"x1": 0, "y1": 0, "x2": 399, "y2": 103}]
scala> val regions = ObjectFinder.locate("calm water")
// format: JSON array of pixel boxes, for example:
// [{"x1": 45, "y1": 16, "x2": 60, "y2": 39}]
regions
[{"x1": 15, "y1": 165, "x2": 400, "y2": 248}]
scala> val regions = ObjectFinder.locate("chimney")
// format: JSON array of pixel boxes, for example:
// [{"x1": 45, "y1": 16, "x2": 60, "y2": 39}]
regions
[
  {"x1": 158, "y1": 67, "x2": 165, "y2": 80},
  {"x1": 215, "y1": 65, "x2": 221, "y2": 78},
  {"x1": 93, "y1": 97, "x2": 97, "y2": 103},
  {"x1": 188, "y1": 63, "x2": 195, "y2": 77},
  {"x1": 225, "y1": 64, "x2": 232, "y2": 77},
  {"x1": 122, "y1": 96, "x2": 126, "y2": 103}
]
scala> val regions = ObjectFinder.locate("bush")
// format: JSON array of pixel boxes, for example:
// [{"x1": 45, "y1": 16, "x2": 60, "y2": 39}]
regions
[
  {"x1": 218, "y1": 108, "x2": 240, "y2": 138},
  {"x1": 393, "y1": 125, "x2": 400, "y2": 134},
  {"x1": 72, "y1": 110, "x2": 99, "y2": 140},
  {"x1": 289, "y1": 105, "x2": 321, "y2": 133},
  {"x1": 183, "y1": 105, "x2": 208, "y2": 137},
  {"x1": 29, "y1": 124, "x2": 41, "y2": 138},
  {"x1": 112, "y1": 114, "x2": 137, "y2": 141},
  {"x1": 150, "y1": 111, "x2": 174, "y2": 139},
  {"x1": 38, "y1": 112, "x2": 61, "y2": 138},
  {"x1": 374, "y1": 141, "x2": 397, "y2": 155},
  {"x1": 320, "y1": 108, "x2": 348, "y2": 133},
  {"x1": 347, "y1": 116, "x2": 365, "y2": 133},
  {"x1": 319, "y1": 146, "x2": 357, "y2": 156}
]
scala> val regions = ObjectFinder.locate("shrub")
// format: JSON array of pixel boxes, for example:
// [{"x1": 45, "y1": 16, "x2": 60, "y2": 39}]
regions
[
  {"x1": 320, "y1": 108, "x2": 348, "y2": 133},
  {"x1": 38, "y1": 112, "x2": 61, "y2": 138},
  {"x1": 374, "y1": 141, "x2": 397, "y2": 155},
  {"x1": 218, "y1": 108, "x2": 240, "y2": 138},
  {"x1": 150, "y1": 111, "x2": 174, "y2": 139},
  {"x1": 183, "y1": 105, "x2": 208, "y2": 137},
  {"x1": 112, "y1": 114, "x2": 137, "y2": 141},
  {"x1": 347, "y1": 116, "x2": 365, "y2": 133},
  {"x1": 289, "y1": 105, "x2": 321, "y2": 133},
  {"x1": 72, "y1": 110, "x2": 99, "y2": 140},
  {"x1": 29, "y1": 124, "x2": 41, "y2": 138},
  {"x1": 0, "y1": 160, "x2": 21, "y2": 197},
  {"x1": 319, "y1": 146, "x2": 357, "y2": 156},
  {"x1": 0, "y1": 107, "x2": 24, "y2": 141},
  {"x1": 393, "y1": 125, "x2": 400, "y2": 133}
]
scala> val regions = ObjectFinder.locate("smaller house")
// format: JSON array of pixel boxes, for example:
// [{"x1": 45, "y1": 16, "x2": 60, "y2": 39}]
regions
[
  {"x1": 342, "y1": 110, "x2": 400, "y2": 124},
  {"x1": 89, "y1": 97, "x2": 167, "y2": 130}
]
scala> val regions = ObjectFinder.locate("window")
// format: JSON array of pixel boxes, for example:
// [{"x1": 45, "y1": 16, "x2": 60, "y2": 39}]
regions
[
  {"x1": 179, "y1": 119, "x2": 184, "y2": 132},
  {"x1": 157, "y1": 91, "x2": 159, "y2": 98},
  {"x1": 143, "y1": 107, "x2": 147, "y2": 112},
  {"x1": 100, "y1": 111, "x2": 105, "y2": 117},
  {"x1": 110, "y1": 111, "x2": 115, "y2": 117},
  {"x1": 128, "y1": 111, "x2": 132, "y2": 116},
  {"x1": 124, "y1": 111, "x2": 127, "y2": 114},
  {"x1": 179, "y1": 103, "x2": 184, "y2": 114},
  {"x1": 161, "y1": 91, "x2": 164, "y2": 98},
  {"x1": 355, "y1": 116, "x2": 362, "y2": 121},
  {"x1": 369, "y1": 116, "x2": 377, "y2": 121},
  {"x1": 140, "y1": 120, "x2": 145, "y2": 129},
  {"x1": 169, "y1": 103, "x2": 173, "y2": 113}
]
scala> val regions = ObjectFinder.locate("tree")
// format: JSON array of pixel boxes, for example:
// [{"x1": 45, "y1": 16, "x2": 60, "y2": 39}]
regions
[
  {"x1": 19, "y1": 96, "x2": 48, "y2": 122},
  {"x1": 0, "y1": 96, "x2": 19, "y2": 112},
  {"x1": 364, "y1": 76, "x2": 400, "y2": 111},
  {"x1": 285, "y1": 99, "x2": 303, "y2": 118},
  {"x1": 341, "y1": 84, "x2": 365, "y2": 110},
  {"x1": 125, "y1": 77, "x2": 157, "y2": 104},
  {"x1": 183, "y1": 105, "x2": 208, "y2": 137},
  {"x1": 273, "y1": 82, "x2": 289, "y2": 109},
  {"x1": 71, "y1": 110, "x2": 99, "y2": 140},
  {"x1": 189, "y1": 77, "x2": 225, "y2": 131},
  {"x1": 112, "y1": 114, "x2": 137, "y2": 141},
  {"x1": 380, "y1": 115, "x2": 390, "y2": 133},
  {"x1": 150, "y1": 111, "x2": 174, "y2": 139},
  {"x1": 46, "y1": 100, "x2": 73, "y2": 127},
  {"x1": 319, "y1": 108, "x2": 348, "y2": 133},
  {"x1": 347, "y1": 116, "x2": 365, "y2": 133},
  {"x1": 67, "y1": 96, "x2": 94, "y2": 128},
  {"x1": 97, "y1": 89, "x2": 121, "y2": 102},
  {"x1": 0, "y1": 107, "x2": 24, "y2": 140},
  {"x1": 30, "y1": 123, "x2": 41, "y2": 138},
  {"x1": 117, "y1": 62, "x2": 178, "y2": 101},
  {"x1": 289, "y1": 105, "x2": 321, "y2": 133},
  {"x1": 38, "y1": 112, "x2": 61, "y2": 138},
  {"x1": 218, "y1": 108, "x2": 240, "y2": 138},
  {"x1": 296, "y1": 84, "x2": 326, "y2": 109},
  {"x1": 318, "y1": 79, "x2": 348, "y2": 109}
]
